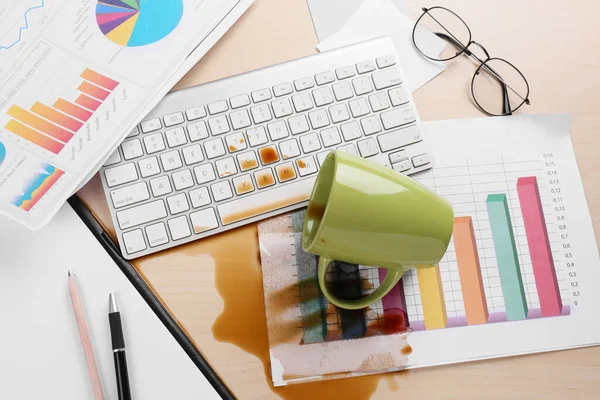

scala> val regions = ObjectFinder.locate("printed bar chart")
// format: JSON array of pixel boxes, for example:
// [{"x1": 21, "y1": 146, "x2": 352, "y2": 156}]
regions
[
  {"x1": 75, "y1": 94, "x2": 102, "y2": 111},
  {"x1": 80, "y1": 68, "x2": 119, "y2": 90},
  {"x1": 416, "y1": 264, "x2": 447, "y2": 330},
  {"x1": 7, "y1": 105, "x2": 74, "y2": 143},
  {"x1": 30, "y1": 102, "x2": 84, "y2": 132},
  {"x1": 53, "y1": 99, "x2": 93, "y2": 122},
  {"x1": 78, "y1": 81, "x2": 110, "y2": 101},
  {"x1": 4, "y1": 119, "x2": 64, "y2": 153}
]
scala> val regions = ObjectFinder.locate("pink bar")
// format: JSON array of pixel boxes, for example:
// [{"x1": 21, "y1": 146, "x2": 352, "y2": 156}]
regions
[
  {"x1": 378, "y1": 268, "x2": 409, "y2": 333},
  {"x1": 517, "y1": 177, "x2": 562, "y2": 316}
]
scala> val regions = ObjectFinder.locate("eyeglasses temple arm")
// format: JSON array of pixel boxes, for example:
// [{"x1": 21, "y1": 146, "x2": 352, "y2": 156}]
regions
[{"x1": 434, "y1": 32, "x2": 473, "y2": 56}]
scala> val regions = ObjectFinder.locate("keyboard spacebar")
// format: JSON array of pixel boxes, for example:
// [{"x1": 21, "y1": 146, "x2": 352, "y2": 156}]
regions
[{"x1": 218, "y1": 177, "x2": 316, "y2": 225}]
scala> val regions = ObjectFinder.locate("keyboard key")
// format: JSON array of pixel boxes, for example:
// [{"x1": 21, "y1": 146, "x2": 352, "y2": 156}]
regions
[
  {"x1": 349, "y1": 98, "x2": 370, "y2": 118},
  {"x1": 273, "y1": 82, "x2": 293, "y2": 97},
  {"x1": 320, "y1": 127, "x2": 342, "y2": 147},
  {"x1": 259, "y1": 145, "x2": 280, "y2": 165},
  {"x1": 168, "y1": 216, "x2": 191, "y2": 240},
  {"x1": 313, "y1": 87, "x2": 334, "y2": 107},
  {"x1": 150, "y1": 176, "x2": 173, "y2": 196},
  {"x1": 361, "y1": 116, "x2": 382, "y2": 136},
  {"x1": 105, "y1": 163, "x2": 138, "y2": 187},
  {"x1": 121, "y1": 139, "x2": 143, "y2": 160},
  {"x1": 182, "y1": 144, "x2": 204, "y2": 165},
  {"x1": 389, "y1": 150, "x2": 408, "y2": 164},
  {"x1": 369, "y1": 92, "x2": 390, "y2": 112},
  {"x1": 211, "y1": 181, "x2": 233, "y2": 201},
  {"x1": 218, "y1": 177, "x2": 315, "y2": 225},
  {"x1": 165, "y1": 127, "x2": 188, "y2": 148},
  {"x1": 117, "y1": 200, "x2": 167, "y2": 229},
  {"x1": 376, "y1": 55, "x2": 396, "y2": 69},
  {"x1": 139, "y1": 157, "x2": 161, "y2": 178},
  {"x1": 381, "y1": 106, "x2": 416, "y2": 130},
  {"x1": 329, "y1": 103, "x2": 351, "y2": 124},
  {"x1": 252, "y1": 88, "x2": 272, "y2": 103},
  {"x1": 126, "y1": 127, "x2": 139, "y2": 138},
  {"x1": 288, "y1": 115, "x2": 310, "y2": 135},
  {"x1": 389, "y1": 87, "x2": 409, "y2": 106},
  {"x1": 341, "y1": 121, "x2": 362, "y2": 141},
  {"x1": 392, "y1": 159, "x2": 412, "y2": 173},
  {"x1": 122, "y1": 230, "x2": 146, "y2": 254},
  {"x1": 267, "y1": 121, "x2": 289, "y2": 141},
  {"x1": 208, "y1": 115, "x2": 230, "y2": 135},
  {"x1": 186, "y1": 106, "x2": 206, "y2": 121},
  {"x1": 372, "y1": 67, "x2": 402, "y2": 90},
  {"x1": 294, "y1": 77, "x2": 314, "y2": 91},
  {"x1": 208, "y1": 100, "x2": 228, "y2": 115},
  {"x1": 358, "y1": 137, "x2": 379, "y2": 157},
  {"x1": 190, "y1": 208, "x2": 219, "y2": 234},
  {"x1": 145, "y1": 223, "x2": 169, "y2": 248},
  {"x1": 189, "y1": 187, "x2": 211, "y2": 208},
  {"x1": 356, "y1": 60, "x2": 376, "y2": 74},
  {"x1": 250, "y1": 104, "x2": 273, "y2": 124},
  {"x1": 230, "y1": 94, "x2": 250, "y2": 109},
  {"x1": 110, "y1": 182, "x2": 150, "y2": 209},
  {"x1": 143, "y1": 133, "x2": 166, "y2": 154},
  {"x1": 230, "y1": 109, "x2": 252, "y2": 130},
  {"x1": 377, "y1": 126, "x2": 423, "y2": 152},
  {"x1": 352, "y1": 76, "x2": 373, "y2": 96},
  {"x1": 172, "y1": 169, "x2": 194, "y2": 190},
  {"x1": 315, "y1": 71, "x2": 335, "y2": 85},
  {"x1": 308, "y1": 109, "x2": 330, "y2": 129},
  {"x1": 194, "y1": 163, "x2": 216, "y2": 184},
  {"x1": 292, "y1": 92, "x2": 313, "y2": 112},
  {"x1": 160, "y1": 150, "x2": 183, "y2": 171},
  {"x1": 187, "y1": 121, "x2": 209, "y2": 142},
  {"x1": 276, "y1": 162, "x2": 297, "y2": 182},
  {"x1": 204, "y1": 138, "x2": 226, "y2": 159},
  {"x1": 412, "y1": 153, "x2": 431, "y2": 167},
  {"x1": 300, "y1": 133, "x2": 321, "y2": 153},
  {"x1": 167, "y1": 193, "x2": 190, "y2": 214},
  {"x1": 233, "y1": 174, "x2": 255, "y2": 195},
  {"x1": 237, "y1": 151, "x2": 259, "y2": 171},
  {"x1": 104, "y1": 149, "x2": 122, "y2": 166},
  {"x1": 225, "y1": 132, "x2": 247, "y2": 153},
  {"x1": 317, "y1": 150, "x2": 331, "y2": 166},
  {"x1": 272, "y1": 98, "x2": 294, "y2": 118},
  {"x1": 141, "y1": 118, "x2": 161, "y2": 133},
  {"x1": 332, "y1": 81, "x2": 353, "y2": 101},
  {"x1": 247, "y1": 126, "x2": 268, "y2": 147},
  {"x1": 254, "y1": 168, "x2": 276, "y2": 189},
  {"x1": 279, "y1": 138, "x2": 300, "y2": 159},
  {"x1": 164, "y1": 112, "x2": 184, "y2": 127},
  {"x1": 216, "y1": 157, "x2": 238, "y2": 177},
  {"x1": 336, "y1": 65, "x2": 356, "y2": 80},
  {"x1": 337, "y1": 143, "x2": 358, "y2": 156},
  {"x1": 296, "y1": 156, "x2": 318, "y2": 176}
]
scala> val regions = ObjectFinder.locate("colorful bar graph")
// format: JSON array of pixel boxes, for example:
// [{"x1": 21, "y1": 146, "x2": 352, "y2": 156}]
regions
[
  {"x1": 7, "y1": 105, "x2": 73, "y2": 143},
  {"x1": 486, "y1": 194, "x2": 528, "y2": 320},
  {"x1": 12, "y1": 163, "x2": 64, "y2": 211},
  {"x1": 453, "y1": 217, "x2": 489, "y2": 325},
  {"x1": 75, "y1": 94, "x2": 102, "y2": 111},
  {"x1": 378, "y1": 269, "x2": 409, "y2": 333},
  {"x1": 517, "y1": 177, "x2": 562, "y2": 317},
  {"x1": 78, "y1": 81, "x2": 110, "y2": 101},
  {"x1": 4, "y1": 120, "x2": 64, "y2": 154},
  {"x1": 30, "y1": 102, "x2": 83, "y2": 132},
  {"x1": 416, "y1": 264, "x2": 448, "y2": 329},
  {"x1": 80, "y1": 68, "x2": 119, "y2": 91},
  {"x1": 53, "y1": 99, "x2": 93, "y2": 122}
]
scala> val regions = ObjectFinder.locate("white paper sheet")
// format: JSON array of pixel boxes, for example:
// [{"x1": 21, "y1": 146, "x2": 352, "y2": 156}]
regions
[
  {"x1": 317, "y1": 0, "x2": 446, "y2": 93},
  {"x1": 0, "y1": 205, "x2": 220, "y2": 399}
]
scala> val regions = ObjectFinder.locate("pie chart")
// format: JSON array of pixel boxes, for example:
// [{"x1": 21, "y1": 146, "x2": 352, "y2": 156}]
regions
[{"x1": 96, "y1": 0, "x2": 183, "y2": 47}]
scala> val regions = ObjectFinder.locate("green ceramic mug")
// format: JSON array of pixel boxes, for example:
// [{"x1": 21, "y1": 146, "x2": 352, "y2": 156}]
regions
[{"x1": 302, "y1": 151, "x2": 454, "y2": 310}]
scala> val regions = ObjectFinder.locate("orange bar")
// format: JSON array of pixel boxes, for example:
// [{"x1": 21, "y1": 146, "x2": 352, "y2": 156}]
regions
[
  {"x1": 78, "y1": 81, "x2": 110, "y2": 101},
  {"x1": 5, "y1": 120, "x2": 64, "y2": 154},
  {"x1": 76, "y1": 94, "x2": 102, "y2": 111},
  {"x1": 7, "y1": 105, "x2": 73, "y2": 143},
  {"x1": 453, "y1": 216, "x2": 489, "y2": 325},
  {"x1": 80, "y1": 68, "x2": 119, "y2": 91},
  {"x1": 30, "y1": 102, "x2": 83, "y2": 132},
  {"x1": 54, "y1": 98, "x2": 93, "y2": 121}
]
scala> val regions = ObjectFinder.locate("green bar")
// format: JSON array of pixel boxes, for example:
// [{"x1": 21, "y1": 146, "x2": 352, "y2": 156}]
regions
[{"x1": 486, "y1": 194, "x2": 528, "y2": 320}]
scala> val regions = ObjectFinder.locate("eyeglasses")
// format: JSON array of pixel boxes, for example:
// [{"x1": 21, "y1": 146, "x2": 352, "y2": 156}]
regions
[{"x1": 412, "y1": 6, "x2": 530, "y2": 116}]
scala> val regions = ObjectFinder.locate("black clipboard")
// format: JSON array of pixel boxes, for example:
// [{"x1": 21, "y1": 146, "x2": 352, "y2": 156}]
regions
[{"x1": 68, "y1": 196, "x2": 235, "y2": 400}]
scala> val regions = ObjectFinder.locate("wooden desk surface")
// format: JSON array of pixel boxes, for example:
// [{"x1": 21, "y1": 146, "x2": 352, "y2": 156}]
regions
[{"x1": 78, "y1": 0, "x2": 600, "y2": 398}]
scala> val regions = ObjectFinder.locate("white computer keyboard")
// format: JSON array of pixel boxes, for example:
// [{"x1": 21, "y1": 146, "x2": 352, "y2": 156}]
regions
[{"x1": 99, "y1": 37, "x2": 434, "y2": 259}]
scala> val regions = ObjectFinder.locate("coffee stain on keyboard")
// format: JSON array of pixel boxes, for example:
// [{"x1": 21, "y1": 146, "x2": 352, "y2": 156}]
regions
[
  {"x1": 296, "y1": 159, "x2": 307, "y2": 168},
  {"x1": 193, "y1": 225, "x2": 213, "y2": 234},
  {"x1": 221, "y1": 194, "x2": 310, "y2": 225},
  {"x1": 240, "y1": 158, "x2": 258, "y2": 171},
  {"x1": 236, "y1": 180, "x2": 254, "y2": 194},
  {"x1": 228, "y1": 144, "x2": 238, "y2": 152},
  {"x1": 259, "y1": 146, "x2": 280, "y2": 164}
]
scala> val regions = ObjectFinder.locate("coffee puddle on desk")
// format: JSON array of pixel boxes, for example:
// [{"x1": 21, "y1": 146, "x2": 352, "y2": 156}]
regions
[{"x1": 201, "y1": 224, "x2": 402, "y2": 399}]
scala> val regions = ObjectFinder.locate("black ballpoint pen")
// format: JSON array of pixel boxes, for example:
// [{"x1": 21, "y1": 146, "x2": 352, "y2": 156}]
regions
[{"x1": 109, "y1": 293, "x2": 132, "y2": 400}]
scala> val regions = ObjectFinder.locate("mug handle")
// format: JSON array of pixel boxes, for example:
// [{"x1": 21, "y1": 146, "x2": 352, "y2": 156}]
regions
[{"x1": 317, "y1": 256, "x2": 404, "y2": 310}]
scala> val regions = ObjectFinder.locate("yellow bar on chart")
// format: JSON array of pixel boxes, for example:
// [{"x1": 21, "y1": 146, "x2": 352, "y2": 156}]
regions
[{"x1": 417, "y1": 264, "x2": 448, "y2": 330}]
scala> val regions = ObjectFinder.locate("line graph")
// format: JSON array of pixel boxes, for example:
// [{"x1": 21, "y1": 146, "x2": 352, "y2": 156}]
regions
[{"x1": 0, "y1": 0, "x2": 45, "y2": 52}]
